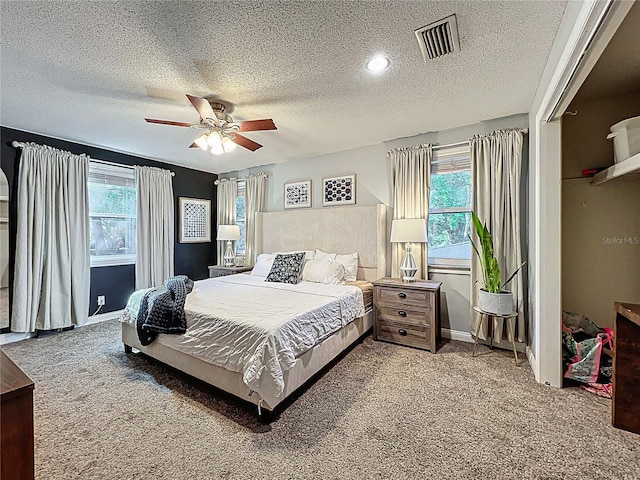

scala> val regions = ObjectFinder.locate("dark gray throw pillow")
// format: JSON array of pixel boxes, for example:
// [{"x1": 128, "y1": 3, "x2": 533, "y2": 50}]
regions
[{"x1": 265, "y1": 252, "x2": 306, "y2": 284}]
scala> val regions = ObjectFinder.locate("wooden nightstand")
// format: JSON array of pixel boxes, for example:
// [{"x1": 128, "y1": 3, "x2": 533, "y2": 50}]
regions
[
  {"x1": 372, "y1": 277, "x2": 442, "y2": 352},
  {"x1": 208, "y1": 265, "x2": 253, "y2": 278}
]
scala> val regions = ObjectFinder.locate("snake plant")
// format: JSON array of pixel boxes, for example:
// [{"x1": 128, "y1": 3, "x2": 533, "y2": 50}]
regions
[{"x1": 469, "y1": 211, "x2": 525, "y2": 293}]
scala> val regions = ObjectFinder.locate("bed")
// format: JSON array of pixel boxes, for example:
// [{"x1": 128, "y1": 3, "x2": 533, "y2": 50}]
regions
[{"x1": 121, "y1": 204, "x2": 391, "y2": 419}]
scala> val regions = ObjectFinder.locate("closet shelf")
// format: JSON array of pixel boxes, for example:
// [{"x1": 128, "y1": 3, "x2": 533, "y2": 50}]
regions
[{"x1": 591, "y1": 152, "x2": 640, "y2": 185}]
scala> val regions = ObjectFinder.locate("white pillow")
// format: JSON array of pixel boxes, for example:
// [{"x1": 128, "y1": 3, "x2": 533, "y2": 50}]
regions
[
  {"x1": 252, "y1": 251, "x2": 314, "y2": 277},
  {"x1": 314, "y1": 249, "x2": 336, "y2": 262},
  {"x1": 335, "y1": 252, "x2": 359, "y2": 282},
  {"x1": 279, "y1": 250, "x2": 315, "y2": 261},
  {"x1": 315, "y1": 249, "x2": 359, "y2": 282},
  {"x1": 302, "y1": 259, "x2": 345, "y2": 285},
  {"x1": 251, "y1": 253, "x2": 275, "y2": 277}
]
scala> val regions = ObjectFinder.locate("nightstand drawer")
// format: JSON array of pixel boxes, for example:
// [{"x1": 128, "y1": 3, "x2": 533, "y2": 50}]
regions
[
  {"x1": 377, "y1": 286, "x2": 429, "y2": 306},
  {"x1": 376, "y1": 320, "x2": 431, "y2": 350},
  {"x1": 376, "y1": 305, "x2": 429, "y2": 326},
  {"x1": 373, "y1": 278, "x2": 441, "y2": 353}
]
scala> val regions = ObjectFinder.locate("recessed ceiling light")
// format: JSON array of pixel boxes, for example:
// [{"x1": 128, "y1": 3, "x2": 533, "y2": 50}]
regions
[{"x1": 366, "y1": 55, "x2": 390, "y2": 72}]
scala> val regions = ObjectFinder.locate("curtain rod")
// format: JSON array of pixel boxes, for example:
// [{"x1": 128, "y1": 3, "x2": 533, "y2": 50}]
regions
[
  {"x1": 11, "y1": 141, "x2": 175, "y2": 176},
  {"x1": 433, "y1": 128, "x2": 529, "y2": 151},
  {"x1": 433, "y1": 140, "x2": 469, "y2": 150},
  {"x1": 214, "y1": 171, "x2": 268, "y2": 185}
]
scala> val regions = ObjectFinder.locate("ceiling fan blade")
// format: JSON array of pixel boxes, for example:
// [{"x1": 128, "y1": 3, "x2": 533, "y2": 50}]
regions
[
  {"x1": 186, "y1": 94, "x2": 217, "y2": 125},
  {"x1": 145, "y1": 118, "x2": 192, "y2": 127},
  {"x1": 231, "y1": 134, "x2": 263, "y2": 152},
  {"x1": 188, "y1": 142, "x2": 199, "y2": 148},
  {"x1": 232, "y1": 119, "x2": 277, "y2": 132}
]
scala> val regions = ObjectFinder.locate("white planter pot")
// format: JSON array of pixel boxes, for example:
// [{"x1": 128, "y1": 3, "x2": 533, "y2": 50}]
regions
[{"x1": 478, "y1": 289, "x2": 513, "y2": 316}]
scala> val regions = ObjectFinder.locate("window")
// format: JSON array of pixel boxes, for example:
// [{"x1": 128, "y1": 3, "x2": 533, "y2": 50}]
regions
[
  {"x1": 428, "y1": 145, "x2": 472, "y2": 268},
  {"x1": 235, "y1": 180, "x2": 246, "y2": 255},
  {"x1": 88, "y1": 162, "x2": 137, "y2": 267}
]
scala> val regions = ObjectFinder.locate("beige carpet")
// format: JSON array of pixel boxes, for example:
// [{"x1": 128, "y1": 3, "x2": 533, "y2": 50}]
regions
[{"x1": 1, "y1": 320, "x2": 639, "y2": 480}]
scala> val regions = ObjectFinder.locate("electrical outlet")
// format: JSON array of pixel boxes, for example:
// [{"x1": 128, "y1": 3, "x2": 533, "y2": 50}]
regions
[{"x1": 97, "y1": 295, "x2": 106, "y2": 306}]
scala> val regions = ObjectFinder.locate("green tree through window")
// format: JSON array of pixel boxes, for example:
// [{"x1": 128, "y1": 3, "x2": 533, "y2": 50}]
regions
[{"x1": 428, "y1": 145, "x2": 472, "y2": 267}]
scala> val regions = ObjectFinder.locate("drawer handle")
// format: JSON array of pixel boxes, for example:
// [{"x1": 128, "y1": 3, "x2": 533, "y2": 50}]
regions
[
  {"x1": 398, "y1": 329, "x2": 407, "y2": 336},
  {"x1": 398, "y1": 292, "x2": 407, "y2": 299},
  {"x1": 398, "y1": 310, "x2": 407, "y2": 317}
]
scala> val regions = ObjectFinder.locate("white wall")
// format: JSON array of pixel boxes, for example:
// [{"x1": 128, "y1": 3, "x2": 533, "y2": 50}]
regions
[{"x1": 222, "y1": 113, "x2": 529, "y2": 336}]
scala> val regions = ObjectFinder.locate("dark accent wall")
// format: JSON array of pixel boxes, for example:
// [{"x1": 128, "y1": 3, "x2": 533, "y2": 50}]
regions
[{"x1": 1, "y1": 126, "x2": 217, "y2": 320}]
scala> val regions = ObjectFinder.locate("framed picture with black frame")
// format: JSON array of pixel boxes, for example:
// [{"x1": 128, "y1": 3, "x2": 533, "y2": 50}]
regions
[
  {"x1": 178, "y1": 197, "x2": 211, "y2": 243},
  {"x1": 322, "y1": 174, "x2": 356, "y2": 206}
]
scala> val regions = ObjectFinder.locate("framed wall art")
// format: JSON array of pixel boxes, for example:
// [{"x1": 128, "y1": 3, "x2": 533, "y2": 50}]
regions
[
  {"x1": 284, "y1": 180, "x2": 312, "y2": 209},
  {"x1": 179, "y1": 197, "x2": 211, "y2": 243},
  {"x1": 322, "y1": 174, "x2": 356, "y2": 206}
]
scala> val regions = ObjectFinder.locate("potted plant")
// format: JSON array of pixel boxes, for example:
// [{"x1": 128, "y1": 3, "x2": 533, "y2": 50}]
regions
[{"x1": 470, "y1": 211, "x2": 525, "y2": 315}]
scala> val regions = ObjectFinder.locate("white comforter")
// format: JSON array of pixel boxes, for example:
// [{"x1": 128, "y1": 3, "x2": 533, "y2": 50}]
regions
[{"x1": 121, "y1": 274, "x2": 365, "y2": 404}]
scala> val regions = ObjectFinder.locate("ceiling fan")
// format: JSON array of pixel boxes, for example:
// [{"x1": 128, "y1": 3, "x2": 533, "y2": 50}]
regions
[{"x1": 145, "y1": 94, "x2": 276, "y2": 154}]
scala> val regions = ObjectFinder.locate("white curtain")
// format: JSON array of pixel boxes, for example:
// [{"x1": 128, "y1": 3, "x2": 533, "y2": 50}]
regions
[
  {"x1": 12, "y1": 143, "x2": 90, "y2": 333},
  {"x1": 216, "y1": 178, "x2": 237, "y2": 265},
  {"x1": 470, "y1": 129, "x2": 525, "y2": 343},
  {"x1": 244, "y1": 173, "x2": 268, "y2": 266},
  {"x1": 388, "y1": 144, "x2": 432, "y2": 280},
  {"x1": 135, "y1": 166, "x2": 174, "y2": 289}
]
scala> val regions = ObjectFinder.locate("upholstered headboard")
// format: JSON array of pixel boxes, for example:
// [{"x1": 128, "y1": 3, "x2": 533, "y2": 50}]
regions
[{"x1": 255, "y1": 204, "x2": 391, "y2": 282}]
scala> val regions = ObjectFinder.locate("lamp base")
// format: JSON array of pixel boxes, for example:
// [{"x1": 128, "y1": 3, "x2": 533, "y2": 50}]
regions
[
  {"x1": 400, "y1": 243, "x2": 418, "y2": 282},
  {"x1": 223, "y1": 240, "x2": 235, "y2": 267}
]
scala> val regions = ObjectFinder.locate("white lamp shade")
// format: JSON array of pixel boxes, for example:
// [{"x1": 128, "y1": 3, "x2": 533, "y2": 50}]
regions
[
  {"x1": 194, "y1": 133, "x2": 209, "y2": 151},
  {"x1": 217, "y1": 224, "x2": 240, "y2": 241},
  {"x1": 390, "y1": 218, "x2": 428, "y2": 243}
]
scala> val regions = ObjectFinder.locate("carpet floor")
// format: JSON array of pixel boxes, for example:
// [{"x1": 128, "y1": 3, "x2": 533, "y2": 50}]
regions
[{"x1": 1, "y1": 319, "x2": 639, "y2": 480}]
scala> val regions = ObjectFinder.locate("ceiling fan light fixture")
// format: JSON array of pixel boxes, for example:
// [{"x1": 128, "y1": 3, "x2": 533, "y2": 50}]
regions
[
  {"x1": 208, "y1": 131, "x2": 222, "y2": 148},
  {"x1": 366, "y1": 54, "x2": 390, "y2": 73},
  {"x1": 145, "y1": 94, "x2": 275, "y2": 154},
  {"x1": 222, "y1": 135, "x2": 237, "y2": 152},
  {"x1": 210, "y1": 143, "x2": 225, "y2": 155},
  {"x1": 194, "y1": 133, "x2": 209, "y2": 151}
]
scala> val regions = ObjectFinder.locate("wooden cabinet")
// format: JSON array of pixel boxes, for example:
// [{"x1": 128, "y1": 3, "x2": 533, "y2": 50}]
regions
[
  {"x1": 612, "y1": 302, "x2": 640, "y2": 434},
  {"x1": 1, "y1": 350, "x2": 35, "y2": 480},
  {"x1": 373, "y1": 278, "x2": 442, "y2": 352},
  {"x1": 208, "y1": 265, "x2": 253, "y2": 278}
]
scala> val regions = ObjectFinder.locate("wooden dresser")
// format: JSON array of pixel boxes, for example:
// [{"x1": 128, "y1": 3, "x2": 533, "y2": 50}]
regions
[
  {"x1": 612, "y1": 302, "x2": 640, "y2": 435},
  {"x1": 373, "y1": 278, "x2": 442, "y2": 352},
  {"x1": 1, "y1": 350, "x2": 35, "y2": 480}
]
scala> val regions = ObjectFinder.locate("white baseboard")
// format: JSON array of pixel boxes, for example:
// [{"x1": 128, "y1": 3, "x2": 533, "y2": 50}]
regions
[
  {"x1": 0, "y1": 332, "x2": 34, "y2": 345},
  {"x1": 0, "y1": 310, "x2": 123, "y2": 345},
  {"x1": 526, "y1": 345, "x2": 540, "y2": 381},
  {"x1": 441, "y1": 328, "x2": 474, "y2": 343},
  {"x1": 84, "y1": 309, "x2": 124, "y2": 326},
  {"x1": 442, "y1": 328, "x2": 527, "y2": 354}
]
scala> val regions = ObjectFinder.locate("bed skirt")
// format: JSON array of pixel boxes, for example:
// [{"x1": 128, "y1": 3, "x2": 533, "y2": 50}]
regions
[{"x1": 121, "y1": 310, "x2": 373, "y2": 412}]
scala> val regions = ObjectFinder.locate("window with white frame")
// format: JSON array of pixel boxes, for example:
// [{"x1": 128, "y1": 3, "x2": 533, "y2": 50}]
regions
[
  {"x1": 88, "y1": 162, "x2": 137, "y2": 267},
  {"x1": 428, "y1": 144, "x2": 472, "y2": 268},
  {"x1": 235, "y1": 180, "x2": 246, "y2": 255}
]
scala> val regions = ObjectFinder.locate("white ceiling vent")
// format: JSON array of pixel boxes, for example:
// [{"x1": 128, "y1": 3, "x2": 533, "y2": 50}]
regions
[{"x1": 414, "y1": 14, "x2": 460, "y2": 61}]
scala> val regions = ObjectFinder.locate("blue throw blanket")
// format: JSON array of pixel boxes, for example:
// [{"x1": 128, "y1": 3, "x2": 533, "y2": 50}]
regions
[{"x1": 136, "y1": 275, "x2": 194, "y2": 346}]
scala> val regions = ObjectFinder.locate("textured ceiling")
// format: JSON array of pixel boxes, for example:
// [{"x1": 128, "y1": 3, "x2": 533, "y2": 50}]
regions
[{"x1": 0, "y1": 1, "x2": 566, "y2": 174}]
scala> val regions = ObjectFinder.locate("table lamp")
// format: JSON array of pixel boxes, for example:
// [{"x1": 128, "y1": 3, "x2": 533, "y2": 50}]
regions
[
  {"x1": 390, "y1": 218, "x2": 428, "y2": 282},
  {"x1": 217, "y1": 225, "x2": 241, "y2": 267}
]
